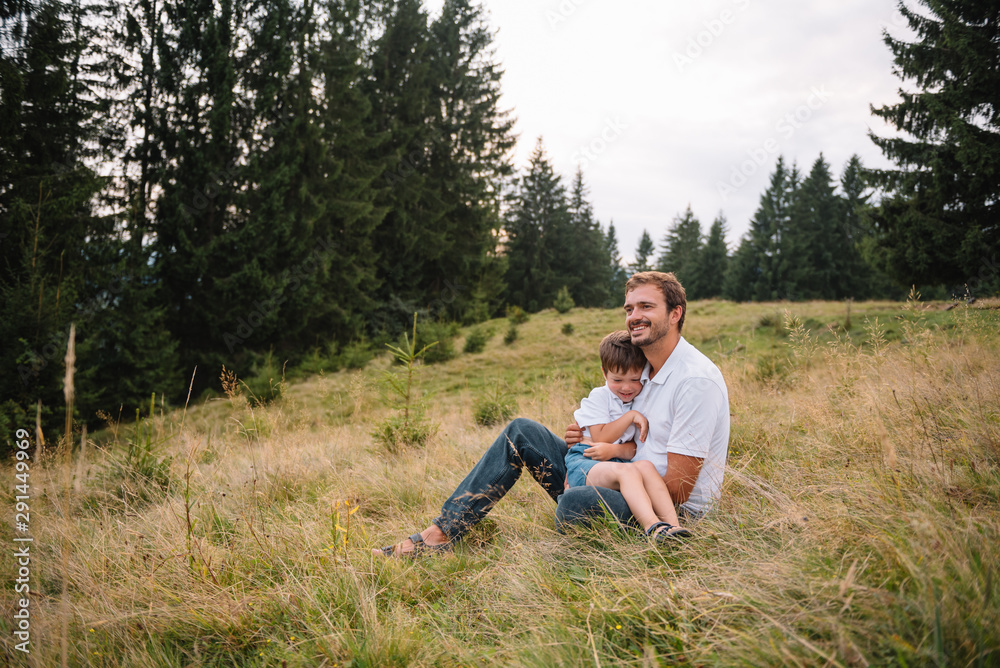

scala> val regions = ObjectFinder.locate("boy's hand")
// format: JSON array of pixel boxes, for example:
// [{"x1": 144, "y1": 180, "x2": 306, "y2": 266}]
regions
[
  {"x1": 564, "y1": 422, "x2": 584, "y2": 445},
  {"x1": 630, "y1": 411, "x2": 649, "y2": 442},
  {"x1": 583, "y1": 441, "x2": 620, "y2": 461}
]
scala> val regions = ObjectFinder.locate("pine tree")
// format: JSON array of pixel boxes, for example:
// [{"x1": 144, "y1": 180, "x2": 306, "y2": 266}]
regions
[
  {"x1": 657, "y1": 205, "x2": 702, "y2": 293},
  {"x1": 308, "y1": 0, "x2": 387, "y2": 343},
  {"x1": 629, "y1": 230, "x2": 655, "y2": 275},
  {"x1": 565, "y1": 167, "x2": 612, "y2": 307},
  {"x1": 722, "y1": 237, "x2": 757, "y2": 302},
  {"x1": 228, "y1": 0, "x2": 313, "y2": 358},
  {"x1": 786, "y1": 155, "x2": 846, "y2": 299},
  {"x1": 101, "y1": 0, "x2": 167, "y2": 258},
  {"x1": 0, "y1": 0, "x2": 110, "y2": 437},
  {"x1": 150, "y1": 0, "x2": 255, "y2": 383},
  {"x1": 841, "y1": 155, "x2": 869, "y2": 250},
  {"x1": 424, "y1": 0, "x2": 516, "y2": 321},
  {"x1": 868, "y1": 0, "x2": 1000, "y2": 288},
  {"x1": 693, "y1": 214, "x2": 729, "y2": 299},
  {"x1": 75, "y1": 238, "x2": 182, "y2": 413},
  {"x1": 503, "y1": 138, "x2": 571, "y2": 312},
  {"x1": 604, "y1": 220, "x2": 628, "y2": 305},
  {"x1": 82, "y1": 0, "x2": 185, "y2": 411},
  {"x1": 745, "y1": 157, "x2": 797, "y2": 300},
  {"x1": 232, "y1": 0, "x2": 384, "y2": 358},
  {"x1": 841, "y1": 155, "x2": 902, "y2": 299},
  {"x1": 365, "y1": 0, "x2": 442, "y2": 331}
]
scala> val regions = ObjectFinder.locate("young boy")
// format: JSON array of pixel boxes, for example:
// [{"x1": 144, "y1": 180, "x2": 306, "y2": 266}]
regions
[{"x1": 564, "y1": 330, "x2": 691, "y2": 541}]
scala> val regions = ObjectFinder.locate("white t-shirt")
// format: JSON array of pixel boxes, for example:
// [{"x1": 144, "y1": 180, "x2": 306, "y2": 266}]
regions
[{"x1": 630, "y1": 336, "x2": 730, "y2": 516}]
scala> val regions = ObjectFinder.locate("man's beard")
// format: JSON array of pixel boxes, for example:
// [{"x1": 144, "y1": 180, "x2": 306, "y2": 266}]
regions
[{"x1": 630, "y1": 318, "x2": 669, "y2": 348}]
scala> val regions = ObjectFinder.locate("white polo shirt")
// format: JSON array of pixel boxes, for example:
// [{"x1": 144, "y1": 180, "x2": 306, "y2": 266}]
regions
[
  {"x1": 574, "y1": 384, "x2": 634, "y2": 442},
  {"x1": 573, "y1": 385, "x2": 648, "y2": 461},
  {"x1": 630, "y1": 336, "x2": 730, "y2": 515}
]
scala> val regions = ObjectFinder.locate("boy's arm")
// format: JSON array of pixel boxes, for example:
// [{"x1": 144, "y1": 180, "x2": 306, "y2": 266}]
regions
[
  {"x1": 587, "y1": 410, "x2": 649, "y2": 444},
  {"x1": 581, "y1": 439, "x2": 637, "y2": 461}
]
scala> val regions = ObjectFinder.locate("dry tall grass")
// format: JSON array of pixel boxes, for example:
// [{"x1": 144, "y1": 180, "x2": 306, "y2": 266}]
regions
[{"x1": 2, "y1": 301, "x2": 998, "y2": 666}]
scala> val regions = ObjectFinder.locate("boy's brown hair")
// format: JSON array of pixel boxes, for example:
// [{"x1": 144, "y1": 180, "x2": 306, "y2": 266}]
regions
[{"x1": 599, "y1": 330, "x2": 646, "y2": 374}]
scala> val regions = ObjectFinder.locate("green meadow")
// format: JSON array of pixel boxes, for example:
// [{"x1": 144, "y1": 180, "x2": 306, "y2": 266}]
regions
[{"x1": 2, "y1": 297, "x2": 999, "y2": 666}]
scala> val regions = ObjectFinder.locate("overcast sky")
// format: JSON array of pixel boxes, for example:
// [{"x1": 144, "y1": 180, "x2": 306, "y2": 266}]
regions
[{"x1": 424, "y1": 0, "x2": 913, "y2": 262}]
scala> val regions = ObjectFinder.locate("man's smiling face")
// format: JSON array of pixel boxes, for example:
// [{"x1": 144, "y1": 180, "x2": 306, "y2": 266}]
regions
[{"x1": 624, "y1": 284, "x2": 673, "y2": 348}]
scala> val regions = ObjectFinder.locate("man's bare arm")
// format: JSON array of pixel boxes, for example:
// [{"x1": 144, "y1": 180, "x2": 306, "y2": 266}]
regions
[{"x1": 664, "y1": 452, "x2": 703, "y2": 505}]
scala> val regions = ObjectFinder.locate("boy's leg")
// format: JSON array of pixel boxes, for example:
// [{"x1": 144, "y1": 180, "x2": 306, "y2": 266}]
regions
[
  {"x1": 634, "y1": 460, "x2": 682, "y2": 528},
  {"x1": 431, "y1": 418, "x2": 568, "y2": 541},
  {"x1": 586, "y1": 462, "x2": 660, "y2": 531}
]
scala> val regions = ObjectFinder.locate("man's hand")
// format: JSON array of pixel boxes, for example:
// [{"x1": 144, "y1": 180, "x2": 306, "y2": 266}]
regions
[{"x1": 564, "y1": 422, "x2": 584, "y2": 445}]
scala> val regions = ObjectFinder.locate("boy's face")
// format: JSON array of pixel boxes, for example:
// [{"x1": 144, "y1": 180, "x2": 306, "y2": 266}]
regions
[{"x1": 603, "y1": 366, "x2": 644, "y2": 403}]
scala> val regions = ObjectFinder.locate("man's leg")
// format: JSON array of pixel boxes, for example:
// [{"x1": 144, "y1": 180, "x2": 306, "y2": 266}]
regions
[
  {"x1": 374, "y1": 418, "x2": 568, "y2": 555},
  {"x1": 555, "y1": 486, "x2": 636, "y2": 532},
  {"x1": 433, "y1": 417, "x2": 568, "y2": 540}
]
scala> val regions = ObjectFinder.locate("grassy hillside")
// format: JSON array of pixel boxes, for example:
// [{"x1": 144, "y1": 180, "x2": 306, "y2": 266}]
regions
[{"x1": 2, "y1": 298, "x2": 999, "y2": 666}]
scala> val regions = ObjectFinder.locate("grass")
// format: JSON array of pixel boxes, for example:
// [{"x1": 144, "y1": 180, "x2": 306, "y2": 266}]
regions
[{"x1": 2, "y1": 298, "x2": 999, "y2": 666}]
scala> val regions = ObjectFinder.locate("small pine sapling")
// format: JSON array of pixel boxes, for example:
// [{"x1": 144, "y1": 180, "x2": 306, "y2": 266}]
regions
[{"x1": 374, "y1": 313, "x2": 438, "y2": 453}]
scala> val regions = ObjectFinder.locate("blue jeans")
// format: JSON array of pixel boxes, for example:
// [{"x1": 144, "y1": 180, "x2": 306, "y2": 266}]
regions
[
  {"x1": 432, "y1": 418, "x2": 637, "y2": 540},
  {"x1": 564, "y1": 443, "x2": 628, "y2": 487}
]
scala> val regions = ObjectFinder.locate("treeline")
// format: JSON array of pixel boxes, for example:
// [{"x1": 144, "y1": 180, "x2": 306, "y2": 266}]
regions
[
  {"x1": 502, "y1": 139, "x2": 625, "y2": 313},
  {"x1": 611, "y1": 154, "x2": 901, "y2": 303},
  {"x1": 723, "y1": 155, "x2": 901, "y2": 301}
]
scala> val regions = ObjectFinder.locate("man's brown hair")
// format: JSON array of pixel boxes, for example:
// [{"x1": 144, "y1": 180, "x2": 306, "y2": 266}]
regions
[
  {"x1": 599, "y1": 330, "x2": 646, "y2": 374},
  {"x1": 625, "y1": 271, "x2": 687, "y2": 333}
]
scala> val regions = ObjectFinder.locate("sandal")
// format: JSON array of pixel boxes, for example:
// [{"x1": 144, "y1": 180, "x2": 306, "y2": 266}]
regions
[
  {"x1": 375, "y1": 533, "x2": 452, "y2": 558},
  {"x1": 645, "y1": 521, "x2": 693, "y2": 543}
]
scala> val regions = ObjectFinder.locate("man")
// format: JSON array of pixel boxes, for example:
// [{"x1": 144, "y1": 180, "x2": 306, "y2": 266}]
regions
[{"x1": 374, "y1": 271, "x2": 730, "y2": 557}]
